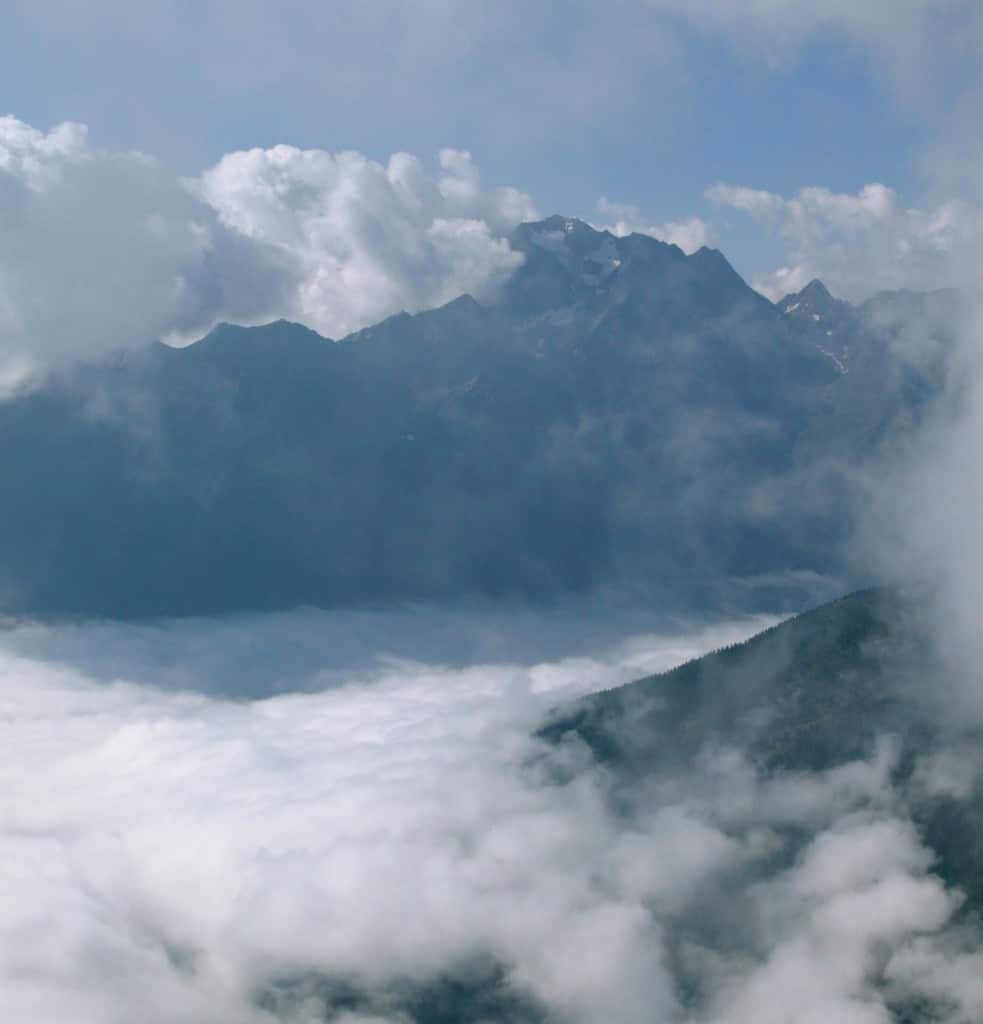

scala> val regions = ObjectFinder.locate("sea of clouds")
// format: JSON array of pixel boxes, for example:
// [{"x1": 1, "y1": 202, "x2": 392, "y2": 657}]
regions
[{"x1": 4, "y1": 606, "x2": 983, "y2": 1023}]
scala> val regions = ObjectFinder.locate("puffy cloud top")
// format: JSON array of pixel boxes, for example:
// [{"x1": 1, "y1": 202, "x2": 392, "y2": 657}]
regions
[
  {"x1": 0, "y1": 608, "x2": 977, "y2": 1023},
  {"x1": 0, "y1": 118, "x2": 537, "y2": 391},
  {"x1": 197, "y1": 145, "x2": 537, "y2": 339},
  {"x1": 0, "y1": 116, "x2": 292, "y2": 392},
  {"x1": 707, "y1": 180, "x2": 983, "y2": 300}
]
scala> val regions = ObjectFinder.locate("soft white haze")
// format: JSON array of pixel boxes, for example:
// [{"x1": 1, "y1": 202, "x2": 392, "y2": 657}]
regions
[
  {"x1": 707, "y1": 182, "x2": 982, "y2": 302},
  {"x1": 197, "y1": 145, "x2": 536, "y2": 339},
  {"x1": 4, "y1": 608, "x2": 983, "y2": 1023}
]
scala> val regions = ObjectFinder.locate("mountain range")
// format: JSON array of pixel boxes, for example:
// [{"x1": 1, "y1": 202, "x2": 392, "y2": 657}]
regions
[{"x1": 0, "y1": 216, "x2": 959, "y2": 618}]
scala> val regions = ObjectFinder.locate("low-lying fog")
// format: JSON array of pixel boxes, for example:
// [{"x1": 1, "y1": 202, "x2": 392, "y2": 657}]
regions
[
  {"x1": 4, "y1": 605, "x2": 982, "y2": 1023},
  {"x1": 0, "y1": 603, "x2": 776, "y2": 699}
]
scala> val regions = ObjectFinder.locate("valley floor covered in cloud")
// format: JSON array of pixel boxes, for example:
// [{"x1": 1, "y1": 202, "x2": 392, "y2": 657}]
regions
[{"x1": 4, "y1": 607, "x2": 983, "y2": 1023}]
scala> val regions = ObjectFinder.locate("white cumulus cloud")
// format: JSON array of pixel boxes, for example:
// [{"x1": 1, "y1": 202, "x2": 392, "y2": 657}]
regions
[
  {"x1": 0, "y1": 118, "x2": 539, "y2": 392},
  {"x1": 1, "y1": 607, "x2": 980, "y2": 1023},
  {"x1": 0, "y1": 116, "x2": 290, "y2": 393},
  {"x1": 707, "y1": 180, "x2": 983, "y2": 300},
  {"x1": 197, "y1": 145, "x2": 537, "y2": 339}
]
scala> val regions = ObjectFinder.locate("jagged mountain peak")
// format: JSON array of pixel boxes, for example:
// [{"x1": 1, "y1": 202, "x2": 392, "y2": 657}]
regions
[
  {"x1": 688, "y1": 242, "x2": 748, "y2": 278},
  {"x1": 778, "y1": 278, "x2": 858, "y2": 328},
  {"x1": 778, "y1": 278, "x2": 842, "y2": 312},
  {"x1": 505, "y1": 213, "x2": 763, "y2": 323},
  {"x1": 511, "y1": 216, "x2": 615, "y2": 263},
  {"x1": 776, "y1": 279, "x2": 861, "y2": 376},
  {"x1": 800, "y1": 278, "x2": 833, "y2": 301}
]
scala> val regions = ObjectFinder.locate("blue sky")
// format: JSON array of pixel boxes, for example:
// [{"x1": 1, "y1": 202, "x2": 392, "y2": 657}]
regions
[
  {"x1": 0, "y1": 4, "x2": 921, "y2": 233},
  {"x1": 0, "y1": 0, "x2": 980, "y2": 376}
]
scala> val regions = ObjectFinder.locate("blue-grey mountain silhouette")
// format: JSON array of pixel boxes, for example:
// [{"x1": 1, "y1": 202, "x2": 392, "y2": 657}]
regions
[{"x1": 0, "y1": 219, "x2": 957, "y2": 618}]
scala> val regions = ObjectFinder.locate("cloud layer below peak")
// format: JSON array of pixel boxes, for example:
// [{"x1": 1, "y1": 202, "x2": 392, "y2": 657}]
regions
[{"x1": 3, "y1": 606, "x2": 983, "y2": 1023}]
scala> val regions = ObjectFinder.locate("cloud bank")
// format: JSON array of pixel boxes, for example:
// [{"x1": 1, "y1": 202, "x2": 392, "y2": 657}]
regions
[
  {"x1": 2, "y1": 608, "x2": 982, "y2": 1023},
  {"x1": 707, "y1": 181, "x2": 982, "y2": 301},
  {"x1": 0, "y1": 116, "x2": 290, "y2": 392},
  {"x1": 0, "y1": 117, "x2": 536, "y2": 390},
  {"x1": 861, "y1": 295, "x2": 983, "y2": 719},
  {"x1": 197, "y1": 145, "x2": 536, "y2": 339}
]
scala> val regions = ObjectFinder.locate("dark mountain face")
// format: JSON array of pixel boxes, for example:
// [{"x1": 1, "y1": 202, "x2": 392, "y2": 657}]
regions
[{"x1": 0, "y1": 219, "x2": 953, "y2": 618}]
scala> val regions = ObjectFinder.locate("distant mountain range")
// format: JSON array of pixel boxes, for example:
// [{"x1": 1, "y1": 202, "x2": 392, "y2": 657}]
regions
[{"x1": 0, "y1": 217, "x2": 961, "y2": 618}]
